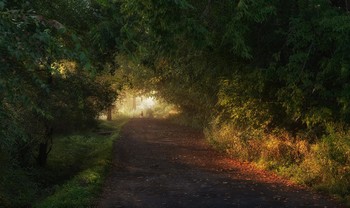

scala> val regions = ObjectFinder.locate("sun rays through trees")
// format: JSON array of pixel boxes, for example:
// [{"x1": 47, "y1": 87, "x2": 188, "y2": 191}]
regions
[{"x1": 2, "y1": 0, "x2": 350, "y2": 206}]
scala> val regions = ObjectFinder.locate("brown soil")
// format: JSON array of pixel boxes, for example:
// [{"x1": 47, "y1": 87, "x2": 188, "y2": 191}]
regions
[{"x1": 97, "y1": 118, "x2": 344, "y2": 208}]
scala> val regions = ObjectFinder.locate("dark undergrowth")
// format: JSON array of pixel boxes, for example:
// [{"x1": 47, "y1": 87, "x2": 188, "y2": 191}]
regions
[{"x1": 0, "y1": 117, "x2": 129, "y2": 208}]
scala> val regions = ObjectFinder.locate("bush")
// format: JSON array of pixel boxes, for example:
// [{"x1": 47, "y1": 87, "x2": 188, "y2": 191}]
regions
[
  {"x1": 205, "y1": 118, "x2": 263, "y2": 161},
  {"x1": 298, "y1": 130, "x2": 350, "y2": 197}
]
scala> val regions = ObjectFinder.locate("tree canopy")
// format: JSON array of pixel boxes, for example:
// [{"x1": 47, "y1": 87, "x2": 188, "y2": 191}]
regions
[
  {"x1": 112, "y1": 0, "x2": 350, "y2": 135},
  {"x1": 2, "y1": 0, "x2": 350, "y2": 167},
  {"x1": 1, "y1": 0, "x2": 350, "y2": 206},
  {"x1": 0, "y1": 0, "x2": 116, "y2": 166}
]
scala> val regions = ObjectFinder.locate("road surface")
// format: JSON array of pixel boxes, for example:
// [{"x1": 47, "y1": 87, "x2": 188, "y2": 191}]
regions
[{"x1": 97, "y1": 118, "x2": 343, "y2": 208}]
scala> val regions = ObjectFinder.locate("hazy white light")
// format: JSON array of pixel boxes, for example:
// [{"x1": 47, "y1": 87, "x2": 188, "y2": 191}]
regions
[{"x1": 139, "y1": 97, "x2": 156, "y2": 109}]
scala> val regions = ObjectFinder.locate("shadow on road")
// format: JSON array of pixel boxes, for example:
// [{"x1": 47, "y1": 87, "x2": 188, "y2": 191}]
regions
[{"x1": 97, "y1": 118, "x2": 344, "y2": 208}]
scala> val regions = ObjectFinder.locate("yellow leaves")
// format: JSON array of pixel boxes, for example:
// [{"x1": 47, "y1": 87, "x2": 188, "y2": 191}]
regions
[{"x1": 53, "y1": 60, "x2": 77, "y2": 76}]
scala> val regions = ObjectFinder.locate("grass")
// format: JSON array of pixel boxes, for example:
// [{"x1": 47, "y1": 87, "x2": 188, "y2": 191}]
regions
[
  {"x1": 0, "y1": 117, "x2": 128, "y2": 208},
  {"x1": 34, "y1": 117, "x2": 129, "y2": 208},
  {"x1": 205, "y1": 120, "x2": 350, "y2": 206}
]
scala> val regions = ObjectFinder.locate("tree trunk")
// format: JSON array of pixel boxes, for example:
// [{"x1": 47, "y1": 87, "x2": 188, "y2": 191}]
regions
[
  {"x1": 107, "y1": 106, "x2": 112, "y2": 121},
  {"x1": 37, "y1": 142, "x2": 49, "y2": 167},
  {"x1": 37, "y1": 126, "x2": 53, "y2": 167}
]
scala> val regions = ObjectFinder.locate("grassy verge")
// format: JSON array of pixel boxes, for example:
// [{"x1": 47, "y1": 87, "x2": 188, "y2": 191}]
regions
[
  {"x1": 0, "y1": 117, "x2": 128, "y2": 208},
  {"x1": 205, "y1": 121, "x2": 350, "y2": 205},
  {"x1": 34, "y1": 117, "x2": 129, "y2": 208}
]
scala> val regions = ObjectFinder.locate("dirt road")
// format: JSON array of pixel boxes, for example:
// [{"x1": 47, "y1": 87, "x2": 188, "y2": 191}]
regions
[{"x1": 97, "y1": 118, "x2": 343, "y2": 208}]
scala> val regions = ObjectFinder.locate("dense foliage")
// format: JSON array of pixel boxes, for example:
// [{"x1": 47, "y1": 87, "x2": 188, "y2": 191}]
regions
[
  {"x1": 0, "y1": 0, "x2": 116, "y2": 167},
  {"x1": 1, "y1": 0, "x2": 119, "y2": 206},
  {"x1": 2, "y1": 0, "x2": 350, "y2": 206},
  {"x1": 110, "y1": 0, "x2": 350, "y2": 201},
  {"x1": 115, "y1": 0, "x2": 350, "y2": 134}
]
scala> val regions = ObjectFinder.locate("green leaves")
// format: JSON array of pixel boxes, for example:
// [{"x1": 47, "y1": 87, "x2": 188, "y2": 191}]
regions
[
  {"x1": 116, "y1": 0, "x2": 350, "y2": 136},
  {"x1": 0, "y1": 1, "x2": 117, "y2": 169},
  {"x1": 174, "y1": 0, "x2": 194, "y2": 9},
  {"x1": 273, "y1": 1, "x2": 350, "y2": 130},
  {"x1": 0, "y1": 1, "x2": 5, "y2": 10},
  {"x1": 3, "y1": 0, "x2": 349, "y2": 166}
]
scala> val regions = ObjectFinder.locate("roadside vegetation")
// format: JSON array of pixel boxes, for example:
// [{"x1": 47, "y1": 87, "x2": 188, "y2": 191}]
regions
[
  {"x1": 108, "y1": 1, "x2": 350, "y2": 204},
  {"x1": 0, "y1": 118, "x2": 128, "y2": 208},
  {"x1": 2, "y1": 0, "x2": 350, "y2": 206},
  {"x1": 1, "y1": 1, "x2": 123, "y2": 207},
  {"x1": 205, "y1": 120, "x2": 350, "y2": 203}
]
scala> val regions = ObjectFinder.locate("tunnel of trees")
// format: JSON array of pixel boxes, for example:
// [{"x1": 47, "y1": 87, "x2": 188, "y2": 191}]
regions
[{"x1": 1, "y1": 0, "x2": 350, "y2": 206}]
